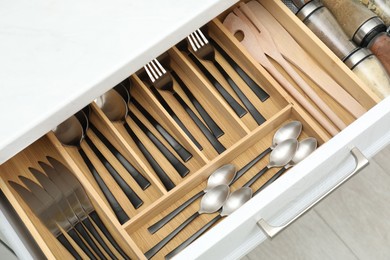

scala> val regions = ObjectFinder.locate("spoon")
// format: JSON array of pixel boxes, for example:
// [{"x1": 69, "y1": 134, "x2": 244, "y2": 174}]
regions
[
  {"x1": 165, "y1": 187, "x2": 252, "y2": 259},
  {"x1": 253, "y1": 137, "x2": 317, "y2": 196},
  {"x1": 96, "y1": 89, "x2": 176, "y2": 191},
  {"x1": 99, "y1": 88, "x2": 190, "y2": 178},
  {"x1": 148, "y1": 164, "x2": 236, "y2": 234},
  {"x1": 147, "y1": 120, "x2": 301, "y2": 234},
  {"x1": 115, "y1": 83, "x2": 193, "y2": 162},
  {"x1": 144, "y1": 184, "x2": 230, "y2": 259},
  {"x1": 231, "y1": 120, "x2": 302, "y2": 183},
  {"x1": 53, "y1": 115, "x2": 130, "y2": 224},
  {"x1": 243, "y1": 138, "x2": 298, "y2": 188},
  {"x1": 75, "y1": 107, "x2": 151, "y2": 190},
  {"x1": 76, "y1": 111, "x2": 144, "y2": 209}
]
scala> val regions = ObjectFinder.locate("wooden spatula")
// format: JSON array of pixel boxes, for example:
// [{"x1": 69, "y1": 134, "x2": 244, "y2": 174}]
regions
[
  {"x1": 244, "y1": 1, "x2": 366, "y2": 119},
  {"x1": 223, "y1": 10, "x2": 339, "y2": 135}
]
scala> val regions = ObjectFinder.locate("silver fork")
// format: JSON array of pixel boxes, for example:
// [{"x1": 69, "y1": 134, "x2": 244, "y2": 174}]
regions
[
  {"x1": 144, "y1": 59, "x2": 226, "y2": 154},
  {"x1": 188, "y1": 29, "x2": 266, "y2": 125}
]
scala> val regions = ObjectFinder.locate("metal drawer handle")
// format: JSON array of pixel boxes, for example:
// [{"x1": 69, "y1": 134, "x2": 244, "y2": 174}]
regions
[{"x1": 257, "y1": 147, "x2": 369, "y2": 238}]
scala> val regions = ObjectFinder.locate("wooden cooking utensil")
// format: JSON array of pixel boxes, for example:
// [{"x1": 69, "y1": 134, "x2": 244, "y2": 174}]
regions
[
  {"x1": 244, "y1": 0, "x2": 366, "y2": 119},
  {"x1": 223, "y1": 10, "x2": 340, "y2": 135},
  {"x1": 235, "y1": 4, "x2": 347, "y2": 131}
]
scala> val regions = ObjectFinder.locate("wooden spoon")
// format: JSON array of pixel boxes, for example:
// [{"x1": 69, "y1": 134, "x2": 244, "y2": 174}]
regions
[
  {"x1": 235, "y1": 5, "x2": 347, "y2": 131},
  {"x1": 223, "y1": 10, "x2": 340, "y2": 136},
  {"x1": 244, "y1": 0, "x2": 366, "y2": 119}
]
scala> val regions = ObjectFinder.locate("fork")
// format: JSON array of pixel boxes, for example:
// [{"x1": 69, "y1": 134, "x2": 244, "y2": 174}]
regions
[
  {"x1": 188, "y1": 29, "x2": 266, "y2": 125},
  {"x1": 144, "y1": 59, "x2": 226, "y2": 154}
]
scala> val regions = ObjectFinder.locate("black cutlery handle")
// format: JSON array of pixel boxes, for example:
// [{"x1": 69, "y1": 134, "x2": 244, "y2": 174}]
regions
[
  {"x1": 213, "y1": 61, "x2": 266, "y2": 125},
  {"x1": 253, "y1": 167, "x2": 287, "y2": 196},
  {"x1": 89, "y1": 124, "x2": 151, "y2": 190},
  {"x1": 171, "y1": 70, "x2": 224, "y2": 138},
  {"x1": 210, "y1": 38, "x2": 269, "y2": 102},
  {"x1": 67, "y1": 228, "x2": 97, "y2": 260},
  {"x1": 132, "y1": 98, "x2": 192, "y2": 162},
  {"x1": 78, "y1": 149, "x2": 130, "y2": 224},
  {"x1": 144, "y1": 211, "x2": 200, "y2": 259},
  {"x1": 232, "y1": 147, "x2": 272, "y2": 183},
  {"x1": 129, "y1": 111, "x2": 190, "y2": 178},
  {"x1": 148, "y1": 190, "x2": 204, "y2": 234},
  {"x1": 243, "y1": 166, "x2": 270, "y2": 188},
  {"x1": 74, "y1": 222, "x2": 106, "y2": 259},
  {"x1": 173, "y1": 92, "x2": 226, "y2": 154},
  {"x1": 150, "y1": 86, "x2": 203, "y2": 150},
  {"x1": 123, "y1": 122, "x2": 176, "y2": 191},
  {"x1": 188, "y1": 53, "x2": 247, "y2": 118},
  {"x1": 85, "y1": 136, "x2": 143, "y2": 209},
  {"x1": 81, "y1": 217, "x2": 117, "y2": 259},
  {"x1": 165, "y1": 214, "x2": 222, "y2": 260},
  {"x1": 57, "y1": 233, "x2": 82, "y2": 260},
  {"x1": 90, "y1": 211, "x2": 130, "y2": 260}
]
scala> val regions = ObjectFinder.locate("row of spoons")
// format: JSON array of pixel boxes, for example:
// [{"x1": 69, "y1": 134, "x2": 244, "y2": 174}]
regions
[{"x1": 144, "y1": 121, "x2": 318, "y2": 259}]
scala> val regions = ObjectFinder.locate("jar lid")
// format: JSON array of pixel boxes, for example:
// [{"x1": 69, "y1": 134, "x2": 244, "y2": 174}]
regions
[
  {"x1": 353, "y1": 17, "x2": 387, "y2": 47},
  {"x1": 296, "y1": 0, "x2": 323, "y2": 22},
  {"x1": 343, "y1": 47, "x2": 373, "y2": 69}
]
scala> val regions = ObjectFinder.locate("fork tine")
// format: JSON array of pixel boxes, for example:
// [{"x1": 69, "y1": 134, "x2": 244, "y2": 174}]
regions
[
  {"x1": 144, "y1": 63, "x2": 157, "y2": 83},
  {"x1": 196, "y1": 29, "x2": 209, "y2": 45},
  {"x1": 188, "y1": 32, "x2": 200, "y2": 51},
  {"x1": 153, "y1": 59, "x2": 167, "y2": 75}
]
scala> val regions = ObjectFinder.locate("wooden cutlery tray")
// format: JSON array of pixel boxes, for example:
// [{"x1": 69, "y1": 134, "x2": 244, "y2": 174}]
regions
[{"x1": 0, "y1": 0, "x2": 380, "y2": 259}]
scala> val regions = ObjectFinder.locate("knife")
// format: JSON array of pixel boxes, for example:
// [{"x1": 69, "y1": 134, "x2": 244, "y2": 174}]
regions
[
  {"x1": 9, "y1": 181, "x2": 82, "y2": 260},
  {"x1": 19, "y1": 176, "x2": 101, "y2": 260},
  {"x1": 46, "y1": 157, "x2": 130, "y2": 260},
  {"x1": 37, "y1": 162, "x2": 118, "y2": 259}
]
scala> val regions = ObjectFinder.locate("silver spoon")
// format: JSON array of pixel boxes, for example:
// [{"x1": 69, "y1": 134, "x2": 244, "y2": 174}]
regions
[
  {"x1": 254, "y1": 137, "x2": 317, "y2": 196},
  {"x1": 96, "y1": 89, "x2": 176, "y2": 191},
  {"x1": 231, "y1": 120, "x2": 302, "y2": 183},
  {"x1": 75, "y1": 111, "x2": 143, "y2": 209},
  {"x1": 52, "y1": 115, "x2": 130, "y2": 224},
  {"x1": 113, "y1": 87, "x2": 190, "y2": 178},
  {"x1": 115, "y1": 83, "x2": 193, "y2": 162},
  {"x1": 243, "y1": 138, "x2": 298, "y2": 188},
  {"x1": 165, "y1": 187, "x2": 253, "y2": 259},
  {"x1": 148, "y1": 121, "x2": 301, "y2": 233},
  {"x1": 148, "y1": 164, "x2": 236, "y2": 234},
  {"x1": 144, "y1": 184, "x2": 230, "y2": 259}
]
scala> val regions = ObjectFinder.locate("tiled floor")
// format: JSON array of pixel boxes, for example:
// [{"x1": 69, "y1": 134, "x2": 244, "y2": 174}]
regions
[{"x1": 243, "y1": 147, "x2": 390, "y2": 260}]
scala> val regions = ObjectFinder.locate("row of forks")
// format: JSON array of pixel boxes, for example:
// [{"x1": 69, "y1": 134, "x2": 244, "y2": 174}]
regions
[{"x1": 144, "y1": 28, "x2": 269, "y2": 153}]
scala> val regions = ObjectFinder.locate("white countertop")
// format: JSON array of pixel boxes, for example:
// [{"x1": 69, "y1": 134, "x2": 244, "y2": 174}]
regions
[{"x1": 0, "y1": 0, "x2": 237, "y2": 163}]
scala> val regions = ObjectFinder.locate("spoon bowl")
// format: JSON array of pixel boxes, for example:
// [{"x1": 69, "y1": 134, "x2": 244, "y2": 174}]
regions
[
  {"x1": 52, "y1": 116, "x2": 84, "y2": 147},
  {"x1": 205, "y1": 164, "x2": 236, "y2": 192},
  {"x1": 199, "y1": 184, "x2": 230, "y2": 214},
  {"x1": 95, "y1": 89, "x2": 128, "y2": 122},
  {"x1": 289, "y1": 137, "x2": 318, "y2": 167},
  {"x1": 221, "y1": 187, "x2": 252, "y2": 216},
  {"x1": 272, "y1": 121, "x2": 302, "y2": 148},
  {"x1": 269, "y1": 139, "x2": 299, "y2": 167}
]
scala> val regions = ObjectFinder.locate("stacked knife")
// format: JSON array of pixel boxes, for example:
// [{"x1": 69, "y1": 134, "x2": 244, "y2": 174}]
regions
[{"x1": 9, "y1": 157, "x2": 130, "y2": 260}]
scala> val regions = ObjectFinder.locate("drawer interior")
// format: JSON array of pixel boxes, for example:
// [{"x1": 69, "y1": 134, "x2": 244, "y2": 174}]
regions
[{"x1": 0, "y1": 0, "x2": 381, "y2": 259}]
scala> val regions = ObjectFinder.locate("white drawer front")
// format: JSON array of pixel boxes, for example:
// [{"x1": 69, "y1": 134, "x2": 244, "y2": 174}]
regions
[{"x1": 177, "y1": 97, "x2": 390, "y2": 259}]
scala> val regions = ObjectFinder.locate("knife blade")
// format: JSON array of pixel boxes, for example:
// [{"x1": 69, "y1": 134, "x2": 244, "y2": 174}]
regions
[
  {"x1": 28, "y1": 169, "x2": 108, "y2": 259},
  {"x1": 37, "y1": 162, "x2": 117, "y2": 259},
  {"x1": 9, "y1": 181, "x2": 82, "y2": 259},
  {"x1": 19, "y1": 176, "x2": 99, "y2": 259},
  {"x1": 46, "y1": 157, "x2": 130, "y2": 260}
]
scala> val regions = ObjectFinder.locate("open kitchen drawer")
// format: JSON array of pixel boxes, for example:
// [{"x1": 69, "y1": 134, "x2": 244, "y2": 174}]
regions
[{"x1": 0, "y1": 0, "x2": 389, "y2": 259}]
